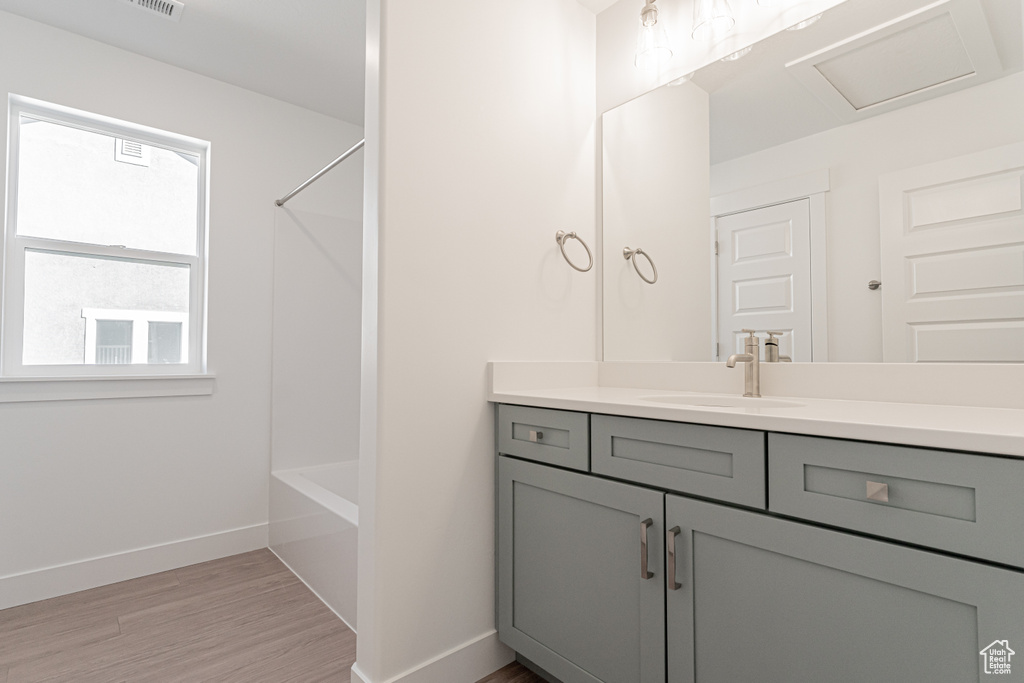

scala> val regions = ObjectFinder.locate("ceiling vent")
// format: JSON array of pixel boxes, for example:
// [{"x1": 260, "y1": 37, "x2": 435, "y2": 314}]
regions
[
  {"x1": 786, "y1": 0, "x2": 1002, "y2": 123},
  {"x1": 121, "y1": 0, "x2": 185, "y2": 22}
]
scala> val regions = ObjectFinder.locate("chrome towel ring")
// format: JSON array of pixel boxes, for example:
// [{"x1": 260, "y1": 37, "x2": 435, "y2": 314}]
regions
[
  {"x1": 555, "y1": 230, "x2": 593, "y2": 273},
  {"x1": 623, "y1": 247, "x2": 658, "y2": 284}
]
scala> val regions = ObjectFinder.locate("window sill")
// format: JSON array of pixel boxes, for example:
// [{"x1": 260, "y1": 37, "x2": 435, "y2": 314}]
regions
[{"x1": 0, "y1": 374, "x2": 215, "y2": 403}]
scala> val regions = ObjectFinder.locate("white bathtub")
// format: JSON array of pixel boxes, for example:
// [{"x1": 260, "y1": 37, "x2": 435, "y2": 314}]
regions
[{"x1": 270, "y1": 461, "x2": 358, "y2": 631}]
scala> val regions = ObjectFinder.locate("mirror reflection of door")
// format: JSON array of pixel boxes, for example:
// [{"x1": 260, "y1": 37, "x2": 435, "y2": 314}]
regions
[
  {"x1": 715, "y1": 199, "x2": 812, "y2": 361},
  {"x1": 879, "y1": 142, "x2": 1024, "y2": 363}
]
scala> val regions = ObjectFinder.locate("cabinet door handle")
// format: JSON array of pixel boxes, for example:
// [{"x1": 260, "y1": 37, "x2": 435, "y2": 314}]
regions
[
  {"x1": 640, "y1": 518, "x2": 654, "y2": 580},
  {"x1": 866, "y1": 480, "x2": 889, "y2": 502},
  {"x1": 666, "y1": 526, "x2": 681, "y2": 591},
  {"x1": 528, "y1": 430, "x2": 543, "y2": 442}
]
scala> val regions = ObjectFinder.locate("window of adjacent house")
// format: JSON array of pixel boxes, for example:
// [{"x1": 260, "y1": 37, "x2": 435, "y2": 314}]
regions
[
  {"x1": 95, "y1": 320, "x2": 134, "y2": 364},
  {"x1": 2, "y1": 95, "x2": 208, "y2": 377}
]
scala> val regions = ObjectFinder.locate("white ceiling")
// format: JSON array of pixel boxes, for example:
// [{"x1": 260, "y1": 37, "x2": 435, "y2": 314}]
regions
[
  {"x1": 578, "y1": 0, "x2": 619, "y2": 13},
  {"x1": 691, "y1": 0, "x2": 1023, "y2": 163},
  {"x1": 0, "y1": 0, "x2": 366, "y2": 126}
]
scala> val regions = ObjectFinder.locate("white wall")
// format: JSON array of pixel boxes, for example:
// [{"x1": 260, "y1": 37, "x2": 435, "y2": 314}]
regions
[
  {"x1": 711, "y1": 71, "x2": 1024, "y2": 362},
  {"x1": 355, "y1": 0, "x2": 597, "y2": 681},
  {"x1": 0, "y1": 11, "x2": 359, "y2": 607},
  {"x1": 603, "y1": 82, "x2": 710, "y2": 360},
  {"x1": 596, "y1": 0, "x2": 845, "y2": 113},
  {"x1": 271, "y1": 206, "x2": 363, "y2": 471}
]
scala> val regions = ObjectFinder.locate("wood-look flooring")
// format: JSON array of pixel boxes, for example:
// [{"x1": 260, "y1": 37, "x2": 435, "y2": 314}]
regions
[
  {"x1": 0, "y1": 549, "x2": 355, "y2": 682},
  {"x1": 475, "y1": 662, "x2": 548, "y2": 683},
  {"x1": 0, "y1": 549, "x2": 548, "y2": 683}
]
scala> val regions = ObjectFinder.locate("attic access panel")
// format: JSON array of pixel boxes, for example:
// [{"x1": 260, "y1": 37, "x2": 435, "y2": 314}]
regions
[{"x1": 786, "y1": 0, "x2": 1004, "y2": 123}]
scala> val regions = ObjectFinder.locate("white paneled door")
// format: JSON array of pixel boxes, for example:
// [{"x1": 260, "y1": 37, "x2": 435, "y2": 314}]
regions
[
  {"x1": 879, "y1": 143, "x2": 1024, "y2": 362},
  {"x1": 716, "y1": 199, "x2": 812, "y2": 361}
]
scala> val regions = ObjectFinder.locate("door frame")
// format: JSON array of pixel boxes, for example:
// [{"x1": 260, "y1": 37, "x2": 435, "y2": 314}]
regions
[{"x1": 710, "y1": 169, "x2": 830, "y2": 361}]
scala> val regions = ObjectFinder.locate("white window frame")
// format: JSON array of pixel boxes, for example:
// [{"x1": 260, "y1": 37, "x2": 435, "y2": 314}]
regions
[{"x1": 1, "y1": 94, "x2": 209, "y2": 379}]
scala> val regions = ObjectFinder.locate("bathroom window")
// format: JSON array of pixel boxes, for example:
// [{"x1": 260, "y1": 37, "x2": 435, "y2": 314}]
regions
[{"x1": 1, "y1": 95, "x2": 209, "y2": 378}]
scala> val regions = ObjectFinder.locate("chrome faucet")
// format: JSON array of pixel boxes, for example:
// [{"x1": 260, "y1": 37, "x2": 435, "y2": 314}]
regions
[
  {"x1": 726, "y1": 329, "x2": 760, "y2": 397},
  {"x1": 764, "y1": 331, "x2": 792, "y2": 363}
]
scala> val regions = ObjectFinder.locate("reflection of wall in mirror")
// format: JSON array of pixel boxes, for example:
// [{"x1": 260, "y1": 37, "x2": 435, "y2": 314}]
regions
[
  {"x1": 710, "y1": 70, "x2": 1024, "y2": 362},
  {"x1": 603, "y1": 83, "x2": 709, "y2": 361}
]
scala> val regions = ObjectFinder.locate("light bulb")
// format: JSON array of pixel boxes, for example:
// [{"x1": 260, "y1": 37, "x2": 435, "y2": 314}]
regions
[
  {"x1": 720, "y1": 45, "x2": 753, "y2": 62},
  {"x1": 787, "y1": 13, "x2": 823, "y2": 30},
  {"x1": 635, "y1": 1, "x2": 673, "y2": 72},
  {"x1": 692, "y1": 0, "x2": 735, "y2": 40}
]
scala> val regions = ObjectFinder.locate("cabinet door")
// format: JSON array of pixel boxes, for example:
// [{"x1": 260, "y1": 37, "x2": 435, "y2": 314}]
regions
[
  {"x1": 665, "y1": 494, "x2": 1024, "y2": 683},
  {"x1": 498, "y1": 456, "x2": 665, "y2": 683}
]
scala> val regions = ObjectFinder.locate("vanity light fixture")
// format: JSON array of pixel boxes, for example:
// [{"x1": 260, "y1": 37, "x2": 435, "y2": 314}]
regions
[
  {"x1": 787, "y1": 13, "x2": 823, "y2": 30},
  {"x1": 721, "y1": 45, "x2": 753, "y2": 61},
  {"x1": 666, "y1": 73, "x2": 694, "y2": 86},
  {"x1": 635, "y1": 0, "x2": 673, "y2": 72},
  {"x1": 692, "y1": 0, "x2": 735, "y2": 40}
]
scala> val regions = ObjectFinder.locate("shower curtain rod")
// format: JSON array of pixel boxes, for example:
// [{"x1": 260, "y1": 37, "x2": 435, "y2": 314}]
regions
[{"x1": 275, "y1": 138, "x2": 365, "y2": 207}]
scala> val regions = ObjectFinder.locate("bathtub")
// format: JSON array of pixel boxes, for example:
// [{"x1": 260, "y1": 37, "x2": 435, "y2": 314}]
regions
[{"x1": 269, "y1": 461, "x2": 358, "y2": 631}]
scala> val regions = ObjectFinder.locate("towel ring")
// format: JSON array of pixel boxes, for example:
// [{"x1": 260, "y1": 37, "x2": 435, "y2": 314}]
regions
[
  {"x1": 623, "y1": 247, "x2": 658, "y2": 284},
  {"x1": 555, "y1": 230, "x2": 593, "y2": 273}
]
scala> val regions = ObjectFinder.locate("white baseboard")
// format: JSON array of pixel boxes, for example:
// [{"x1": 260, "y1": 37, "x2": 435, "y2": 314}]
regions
[
  {"x1": 0, "y1": 522, "x2": 269, "y2": 610},
  {"x1": 351, "y1": 664, "x2": 372, "y2": 683},
  {"x1": 352, "y1": 630, "x2": 514, "y2": 683},
  {"x1": 268, "y1": 546, "x2": 357, "y2": 634}
]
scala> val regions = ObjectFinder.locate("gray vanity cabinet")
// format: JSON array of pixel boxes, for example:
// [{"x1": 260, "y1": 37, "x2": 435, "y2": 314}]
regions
[
  {"x1": 497, "y1": 455, "x2": 666, "y2": 683},
  {"x1": 495, "y1": 404, "x2": 1024, "y2": 683},
  {"x1": 665, "y1": 493, "x2": 1024, "y2": 683}
]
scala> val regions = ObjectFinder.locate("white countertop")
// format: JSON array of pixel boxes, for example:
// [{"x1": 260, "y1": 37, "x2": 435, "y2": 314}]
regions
[{"x1": 489, "y1": 379, "x2": 1024, "y2": 458}]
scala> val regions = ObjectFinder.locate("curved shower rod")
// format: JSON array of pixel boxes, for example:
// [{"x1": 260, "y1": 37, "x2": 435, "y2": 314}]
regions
[{"x1": 275, "y1": 138, "x2": 365, "y2": 207}]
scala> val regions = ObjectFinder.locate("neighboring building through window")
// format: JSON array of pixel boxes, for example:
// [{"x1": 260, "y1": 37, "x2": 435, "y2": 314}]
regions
[
  {"x1": 95, "y1": 320, "x2": 133, "y2": 365},
  {"x1": 82, "y1": 309, "x2": 189, "y2": 366},
  {"x1": 1, "y1": 95, "x2": 209, "y2": 377}
]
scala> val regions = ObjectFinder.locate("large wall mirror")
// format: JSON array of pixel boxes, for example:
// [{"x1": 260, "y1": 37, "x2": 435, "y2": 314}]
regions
[{"x1": 602, "y1": 0, "x2": 1023, "y2": 363}]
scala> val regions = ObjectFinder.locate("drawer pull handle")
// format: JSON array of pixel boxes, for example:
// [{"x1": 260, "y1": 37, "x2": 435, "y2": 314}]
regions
[
  {"x1": 667, "y1": 526, "x2": 681, "y2": 591},
  {"x1": 640, "y1": 518, "x2": 654, "y2": 580},
  {"x1": 528, "y1": 430, "x2": 544, "y2": 442},
  {"x1": 866, "y1": 481, "x2": 889, "y2": 502}
]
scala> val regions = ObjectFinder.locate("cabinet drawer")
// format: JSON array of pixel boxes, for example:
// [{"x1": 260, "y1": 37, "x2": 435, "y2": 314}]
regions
[
  {"x1": 769, "y1": 433, "x2": 1024, "y2": 568},
  {"x1": 497, "y1": 404, "x2": 590, "y2": 471},
  {"x1": 592, "y1": 415, "x2": 766, "y2": 508}
]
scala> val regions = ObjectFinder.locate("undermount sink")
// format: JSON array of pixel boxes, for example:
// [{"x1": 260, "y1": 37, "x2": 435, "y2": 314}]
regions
[{"x1": 640, "y1": 394, "x2": 805, "y2": 409}]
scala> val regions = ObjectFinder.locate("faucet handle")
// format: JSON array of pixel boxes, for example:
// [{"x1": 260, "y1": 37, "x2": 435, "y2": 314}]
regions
[
  {"x1": 740, "y1": 329, "x2": 760, "y2": 354},
  {"x1": 764, "y1": 331, "x2": 792, "y2": 362}
]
